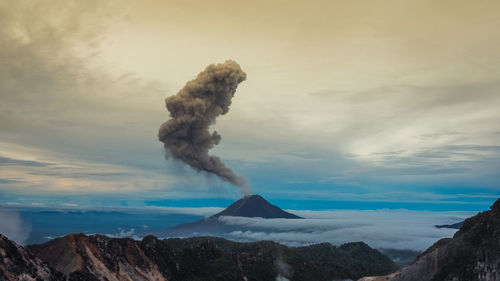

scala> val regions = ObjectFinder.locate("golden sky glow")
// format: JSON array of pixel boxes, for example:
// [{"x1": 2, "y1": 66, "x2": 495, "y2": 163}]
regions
[{"x1": 1, "y1": 0, "x2": 500, "y2": 206}]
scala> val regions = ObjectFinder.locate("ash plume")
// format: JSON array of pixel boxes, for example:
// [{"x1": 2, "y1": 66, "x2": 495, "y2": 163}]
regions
[{"x1": 158, "y1": 60, "x2": 250, "y2": 195}]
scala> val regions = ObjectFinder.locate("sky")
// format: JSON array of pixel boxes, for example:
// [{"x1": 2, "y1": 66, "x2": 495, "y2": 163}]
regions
[{"x1": 1, "y1": 0, "x2": 500, "y2": 211}]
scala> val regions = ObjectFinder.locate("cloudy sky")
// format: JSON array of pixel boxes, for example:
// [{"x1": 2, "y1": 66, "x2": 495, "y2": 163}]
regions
[{"x1": 1, "y1": 0, "x2": 500, "y2": 210}]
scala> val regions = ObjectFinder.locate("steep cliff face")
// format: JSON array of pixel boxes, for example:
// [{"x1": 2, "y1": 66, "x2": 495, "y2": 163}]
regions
[
  {"x1": 25, "y1": 233, "x2": 395, "y2": 281},
  {"x1": 0, "y1": 234, "x2": 64, "y2": 281},
  {"x1": 362, "y1": 198, "x2": 500, "y2": 281}
]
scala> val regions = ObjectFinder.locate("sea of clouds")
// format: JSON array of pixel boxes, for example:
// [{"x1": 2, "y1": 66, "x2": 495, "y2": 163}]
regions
[
  {"x1": 0, "y1": 205, "x2": 476, "y2": 252},
  {"x1": 217, "y1": 209, "x2": 474, "y2": 251}
]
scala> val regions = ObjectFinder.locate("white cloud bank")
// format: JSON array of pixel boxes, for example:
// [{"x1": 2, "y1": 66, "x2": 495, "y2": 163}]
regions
[{"x1": 218, "y1": 209, "x2": 475, "y2": 251}]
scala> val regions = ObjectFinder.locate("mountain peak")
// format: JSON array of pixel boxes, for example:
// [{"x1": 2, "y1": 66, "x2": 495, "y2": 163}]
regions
[
  {"x1": 212, "y1": 194, "x2": 302, "y2": 219},
  {"x1": 149, "y1": 195, "x2": 302, "y2": 238}
]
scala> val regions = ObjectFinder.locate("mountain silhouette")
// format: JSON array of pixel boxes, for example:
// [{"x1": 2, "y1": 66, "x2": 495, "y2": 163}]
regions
[
  {"x1": 212, "y1": 194, "x2": 302, "y2": 219},
  {"x1": 150, "y1": 194, "x2": 302, "y2": 238}
]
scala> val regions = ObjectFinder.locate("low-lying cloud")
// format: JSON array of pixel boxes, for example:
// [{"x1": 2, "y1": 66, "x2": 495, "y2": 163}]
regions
[
  {"x1": 91, "y1": 208, "x2": 474, "y2": 252},
  {"x1": 217, "y1": 209, "x2": 474, "y2": 251}
]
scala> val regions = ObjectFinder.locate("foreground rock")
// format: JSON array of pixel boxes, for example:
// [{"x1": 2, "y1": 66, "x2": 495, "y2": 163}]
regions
[
  {"x1": 28, "y1": 233, "x2": 164, "y2": 281},
  {"x1": 23, "y1": 233, "x2": 396, "y2": 281},
  {"x1": 0, "y1": 234, "x2": 63, "y2": 281},
  {"x1": 361, "y1": 198, "x2": 500, "y2": 281}
]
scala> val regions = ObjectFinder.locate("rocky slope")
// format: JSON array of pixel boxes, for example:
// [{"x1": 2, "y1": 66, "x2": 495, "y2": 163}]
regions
[
  {"x1": 23, "y1": 233, "x2": 396, "y2": 281},
  {"x1": 0, "y1": 234, "x2": 63, "y2": 281},
  {"x1": 28, "y1": 233, "x2": 165, "y2": 281},
  {"x1": 362, "y1": 198, "x2": 500, "y2": 281}
]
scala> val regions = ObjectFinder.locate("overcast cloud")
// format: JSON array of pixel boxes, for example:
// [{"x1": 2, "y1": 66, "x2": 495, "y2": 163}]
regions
[{"x1": 0, "y1": 0, "x2": 499, "y2": 207}]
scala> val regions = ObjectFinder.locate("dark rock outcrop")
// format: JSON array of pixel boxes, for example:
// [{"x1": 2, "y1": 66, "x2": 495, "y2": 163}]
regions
[
  {"x1": 0, "y1": 234, "x2": 64, "y2": 281},
  {"x1": 434, "y1": 221, "x2": 464, "y2": 229}
]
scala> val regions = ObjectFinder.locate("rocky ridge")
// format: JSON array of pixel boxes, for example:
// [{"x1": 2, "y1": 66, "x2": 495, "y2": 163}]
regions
[
  {"x1": 0, "y1": 234, "x2": 63, "y2": 281},
  {"x1": 0, "y1": 232, "x2": 396, "y2": 281},
  {"x1": 361, "y1": 198, "x2": 500, "y2": 281}
]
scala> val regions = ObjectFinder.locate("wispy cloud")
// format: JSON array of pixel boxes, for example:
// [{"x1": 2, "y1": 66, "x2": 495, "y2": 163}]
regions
[
  {"x1": 0, "y1": 143, "x2": 185, "y2": 195},
  {"x1": 0, "y1": 0, "x2": 499, "y2": 205},
  {"x1": 0, "y1": 156, "x2": 50, "y2": 167}
]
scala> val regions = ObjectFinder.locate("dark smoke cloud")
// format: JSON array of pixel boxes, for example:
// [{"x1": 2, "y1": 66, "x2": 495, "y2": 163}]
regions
[{"x1": 158, "y1": 60, "x2": 250, "y2": 195}]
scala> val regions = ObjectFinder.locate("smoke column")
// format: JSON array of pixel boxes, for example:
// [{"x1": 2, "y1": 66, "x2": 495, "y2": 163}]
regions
[
  {"x1": 158, "y1": 60, "x2": 250, "y2": 195},
  {"x1": 275, "y1": 255, "x2": 292, "y2": 281},
  {"x1": 0, "y1": 209, "x2": 30, "y2": 245}
]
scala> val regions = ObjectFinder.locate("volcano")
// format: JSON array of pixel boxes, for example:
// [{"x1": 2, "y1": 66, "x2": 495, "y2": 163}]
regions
[
  {"x1": 150, "y1": 195, "x2": 302, "y2": 238},
  {"x1": 212, "y1": 194, "x2": 302, "y2": 219}
]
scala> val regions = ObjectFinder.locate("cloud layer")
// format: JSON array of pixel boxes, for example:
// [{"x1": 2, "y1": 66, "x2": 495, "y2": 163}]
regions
[{"x1": 217, "y1": 209, "x2": 474, "y2": 251}]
